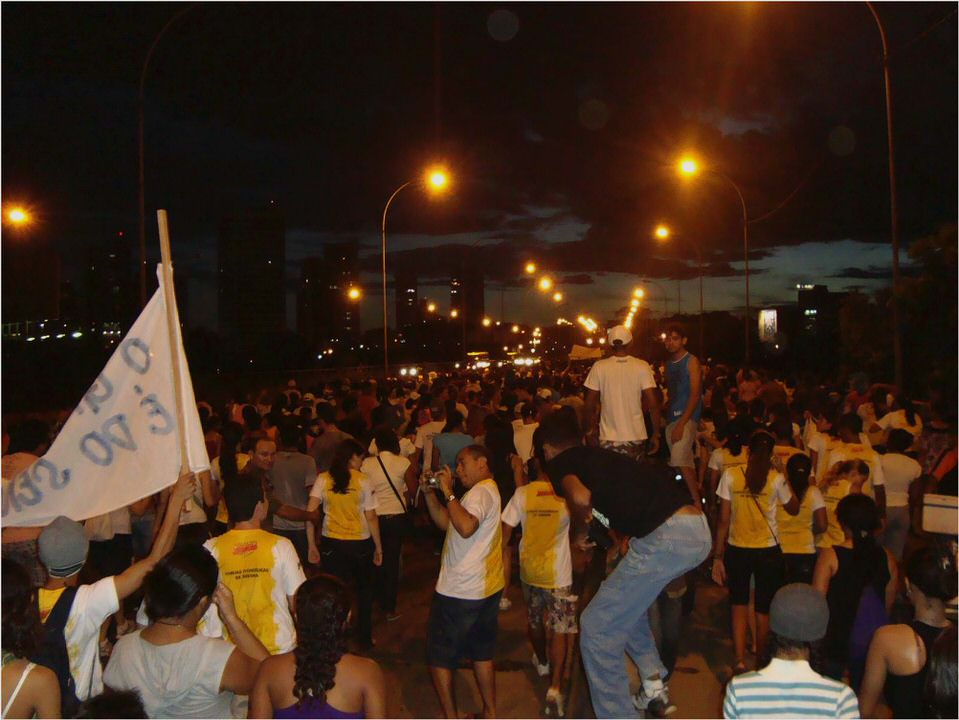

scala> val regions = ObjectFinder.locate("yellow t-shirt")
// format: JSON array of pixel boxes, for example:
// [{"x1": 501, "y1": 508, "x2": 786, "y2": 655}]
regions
[
  {"x1": 826, "y1": 442, "x2": 884, "y2": 499},
  {"x1": 436, "y1": 479, "x2": 504, "y2": 600},
  {"x1": 310, "y1": 469, "x2": 376, "y2": 540},
  {"x1": 772, "y1": 445, "x2": 804, "y2": 473},
  {"x1": 213, "y1": 453, "x2": 251, "y2": 524},
  {"x1": 718, "y1": 467, "x2": 792, "y2": 549},
  {"x1": 204, "y1": 528, "x2": 305, "y2": 654},
  {"x1": 777, "y1": 485, "x2": 825, "y2": 555},
  {"x1": 38, "y1": 586, "x2": 67, "y2": 624},
  {"x1": 816, "y1": 478, "x2": 854, "y2": 549},
  {"x1": 501, "y1": 480, "x2": 572, "y2": 589}
]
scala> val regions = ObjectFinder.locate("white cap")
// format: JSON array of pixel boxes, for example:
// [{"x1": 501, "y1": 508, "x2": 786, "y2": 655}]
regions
[{"x1": 608, "y1": 325, "x2": 632, "y2": 346}]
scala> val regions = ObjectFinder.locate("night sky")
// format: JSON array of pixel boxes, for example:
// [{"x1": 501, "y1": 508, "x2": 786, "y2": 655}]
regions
[{"x1": 3, "y1": 2, "x2": 956, "y2": 331}]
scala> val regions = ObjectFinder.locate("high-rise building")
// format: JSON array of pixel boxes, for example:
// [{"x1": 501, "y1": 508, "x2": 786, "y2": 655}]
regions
[
  {"x1": 296, "y1": 257, "x2": 327, "y2": 349},
  {"x1": 395, "y1": 266, "x2": 419, "y2": 328},
  {"x1": 324, "y1": 241, "x2": 361, "y2": 341},
  {"x1": 217, "y1": 207, "x2": 286, "y2": 344},
  {"x1": 82, "y1": 232, "x2": 136, "y2": 325},
  {"x1": 451, "y1": 265, "x2": 485, "y2": 325}
]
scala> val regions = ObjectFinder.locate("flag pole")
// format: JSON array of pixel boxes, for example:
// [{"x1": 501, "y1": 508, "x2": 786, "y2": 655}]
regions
[{"x1": 156, "y1": 210, "x2": 190, "y2": 478}]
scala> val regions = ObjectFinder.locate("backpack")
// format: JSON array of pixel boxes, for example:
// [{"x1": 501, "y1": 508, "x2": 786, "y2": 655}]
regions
[{"x1": 31, "y1": 586, "x2": 81, "y2": 718}]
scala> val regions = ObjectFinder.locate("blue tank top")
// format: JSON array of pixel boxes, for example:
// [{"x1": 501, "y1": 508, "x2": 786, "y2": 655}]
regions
[
  {"x1": 666, "y1": 353, "x2": 702, "y2": 422},
  {"x1": 274, "y1": 698, "x2": 364, "y2": 719}
]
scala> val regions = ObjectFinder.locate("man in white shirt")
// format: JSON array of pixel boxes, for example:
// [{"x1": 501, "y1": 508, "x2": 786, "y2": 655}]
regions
[
  {"x1": 422, "y1": 445, "x2": 504, "y2": 719},
  {"x1": 584, "y1": 325, "x2": 662, "y2": 460},
  {"x1": 513, "y1": 402, "x2": 540, "y2": 463},
  {"x1": 35, "y1": 472, "x2": 195, "y2": 713},
  {"x1": 413, "y1": 400, "x2": 447, "y2": 479}
]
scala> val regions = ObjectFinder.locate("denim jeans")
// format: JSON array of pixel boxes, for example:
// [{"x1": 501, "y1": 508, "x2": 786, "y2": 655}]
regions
[{"x1": 580, "y1": 510, "x2": 711, "y2": 718}]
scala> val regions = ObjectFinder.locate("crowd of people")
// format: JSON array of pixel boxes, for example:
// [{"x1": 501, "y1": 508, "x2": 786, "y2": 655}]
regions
[{"x1": 1, "y1": 320, "x2": 956, "y2": 719}]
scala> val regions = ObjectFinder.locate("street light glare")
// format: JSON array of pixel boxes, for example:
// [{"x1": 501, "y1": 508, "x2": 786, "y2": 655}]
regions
[
  {"x1": 426, "y1": 302, "x2": 437, "y2": 313},
  {"x1": 426, "y1": 168, "x2": 449, "y2": 191},
  {"x1": 482, "y1": 317, "x2": 492, "y2": 327},
  {"x1": 552, "y1": 291, "x2": 563, "y2": 303},
  {"x1": 347, "y1": 286, "x2": 361, "y2": 300},
  {"x1": 450, "y1": 308, "x2": 459, "y2": 318},
  {"x1": 633, "y1": 288, "x2": 645, "y2": 299},
  {"x1": 524, "y1": 262, "x2": 537, "y2": 275},
  {"x1": 678, "y1": 157, "x2": 699, "y2": 176},
  {"x1": 654, "y1": 225, "x2": 670, "y2": 240},
  {"x1": 538, "y1": 276, "x2": 553, "y2": 292},
  {"x1": 6, "y1": 207, "x2": 30, "y2": 226}
]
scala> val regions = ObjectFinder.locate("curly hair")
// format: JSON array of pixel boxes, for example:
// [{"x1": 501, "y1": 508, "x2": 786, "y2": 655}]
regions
[
  {"x1": 1, "y1": 559, "x2": 42, "y2": 658},
  {"x1": 292, "y1": 574, "x2": 352, "y2": 706}
]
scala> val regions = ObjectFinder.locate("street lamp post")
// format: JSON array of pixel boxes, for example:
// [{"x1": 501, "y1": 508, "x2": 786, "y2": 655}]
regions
[
  {"x1": 678, "y1": 158, "x2": 750, "y2": 363},
  {"x1": 381, "y1": 169, "x2": 448, "y2": 377},
  {"x1": 654, "y1": 225, "x2": 705, "y2": 356},
  {"x1": 138, "y1": 5, "x2": 194, "y2": 308},
  {"x1": 866, "y1": 1, "x2": 903, "y2": 389}
]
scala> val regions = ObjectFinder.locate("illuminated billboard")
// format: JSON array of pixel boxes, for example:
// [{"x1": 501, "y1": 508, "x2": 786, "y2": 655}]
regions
[{"x1": 759, "y1": 309, "x2": 778, "y2": 343}]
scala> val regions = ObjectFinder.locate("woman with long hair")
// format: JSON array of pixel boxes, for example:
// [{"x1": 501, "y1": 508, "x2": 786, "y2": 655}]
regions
[
  {"x1": 923, "y1": 625, "x2": 957, "y2": 719},
  {"x1": 103, "y1": 545, "x2": 268, "y2": 718},
  {"x1": 307, "y1": 439, "x2": 382, "y2": 650},
  {"x1": 1, "y1": 559, "x2": 61, "y2": 719},
  {"x1": 249, "y1": 575, "x2": 386, "y2": 719},
  {"x1": 211, "y1": 421, "x2": 249, "y2": 535},
  {"x1": 712, "y1": 431, "x2": 799, "y2": 673},
  {"x1": 777, "y1": 453, "x2": 827, "y2": 584},
  {"x1": 813, "y1": 493, "x2": 898, "y2": 688},
  {"x1": 859, "y1": 546, "x2": 957, "y2": 718}
]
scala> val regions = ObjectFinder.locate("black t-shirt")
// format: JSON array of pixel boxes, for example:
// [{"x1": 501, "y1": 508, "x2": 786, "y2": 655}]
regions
[{"x1": 546, "y1": 445, "x2": 689, "y2": 539}]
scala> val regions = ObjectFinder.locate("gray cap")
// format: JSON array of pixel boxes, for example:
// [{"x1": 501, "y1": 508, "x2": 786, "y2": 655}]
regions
[
  {"x1": 38, "y1": 516, "x2": 89, "y2": 578},
  {"x1": 770, "y1": 583, "x2": 829, "y2": 642}
]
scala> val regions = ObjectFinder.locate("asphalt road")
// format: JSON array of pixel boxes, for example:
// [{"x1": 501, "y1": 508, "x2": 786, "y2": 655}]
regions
[{"x1": 347, "y1": 530, "x2": 736, "y2": 719}]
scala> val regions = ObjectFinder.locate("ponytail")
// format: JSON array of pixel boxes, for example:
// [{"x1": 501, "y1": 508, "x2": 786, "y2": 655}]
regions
[
  {"x1": 745, "y1": 432, "x2": 775, "y2": 495},
  {"x1": 329, "y1": 439, "x2": 364, "y2": 494}
]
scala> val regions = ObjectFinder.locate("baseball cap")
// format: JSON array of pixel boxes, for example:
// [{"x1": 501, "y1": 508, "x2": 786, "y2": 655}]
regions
[
  {"x1": 608, "y1": 325, "x2": 632, "y2": 346},
  {"x1": 38, "y1": 516, "x2": 89, "y2": 578},
  {"x1": 769, "y1": 583, "x2": 829, "y2": 642}
]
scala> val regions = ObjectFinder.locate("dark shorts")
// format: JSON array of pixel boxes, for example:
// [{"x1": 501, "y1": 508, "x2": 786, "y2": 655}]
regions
[
  {"x1": 725, "y1": 544, "x2": 784, "y2": 614},
  {"x1": 427, "y1": 590, "x2": 502, "y2": 669},
  {"x1": 782, "y1": 552, "x2": 816, "y2": 586}
]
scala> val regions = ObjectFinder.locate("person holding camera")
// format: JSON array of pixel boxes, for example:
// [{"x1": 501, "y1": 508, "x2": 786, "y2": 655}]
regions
[{"x1": 421, "y1": 445, "x2": 504, "y2": 720}]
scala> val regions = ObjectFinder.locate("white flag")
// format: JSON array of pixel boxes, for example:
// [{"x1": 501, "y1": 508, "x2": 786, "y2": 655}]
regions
[{"x1": 2, "y1": 266, "x2": 210, "y2": 527}]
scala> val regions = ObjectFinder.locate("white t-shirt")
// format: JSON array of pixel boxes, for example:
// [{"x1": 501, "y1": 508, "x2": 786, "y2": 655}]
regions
[
  {"x1": 513, "y1": 422, "x2": 539, "y2": 463},
  {"x1": 881, "y1": 453, "x2": 922, "y2": 507},
  {"x1": 877, "y1": 409, "x2": 923, "y2": 438},
  {"x1": 361, "y1": 452, "x2": 411, "y2": 516},
  {"x1": 309, "y1": 471, "x2": 377, "y2": 540},
  {"x1": 584, "y1": 355, "x2": 657, "y2": 442},
  {"x1": 104, "y1": 631, "x2": 236, "y2": 719},
  {"x1": 414, "y1": 421, "x2": 446, "y2": 477},
  {"x1": 40, "y1": 577, "x2": 120, "y2": 700},
  {"x1": 827, "y1": 442, "x2": 886, "y2": 495},
  {"x1": 436, "y1": 479, "x2": 505, "y2": 600},
  {"x1": 501, "y1": 481, "x2": 572, "y2": 589}
]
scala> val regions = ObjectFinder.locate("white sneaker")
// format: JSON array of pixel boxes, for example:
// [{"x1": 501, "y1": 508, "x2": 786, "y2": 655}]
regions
[
  {"x1": 545, "y1": 687, "x2": 564, "y2": 717},
  {"x1": 632, "y1": 684, "x2": 676, "y2": 717},
  {"x1": 532, "y1": 653, "x2": 550, "y2": 677},
  {"x1": 498, "y1": 596, "x2": 512, "y2": 611}
]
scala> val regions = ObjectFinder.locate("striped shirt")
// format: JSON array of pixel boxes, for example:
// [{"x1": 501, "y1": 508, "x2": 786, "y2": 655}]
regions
[{"x1": 723, "y1": 658, "x2": 860, "y2": 718}]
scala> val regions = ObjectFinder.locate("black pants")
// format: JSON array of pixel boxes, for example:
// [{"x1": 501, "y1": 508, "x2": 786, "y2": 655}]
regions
[
  {"x1": 322, "y1": 537, "x2": 375, "y2": 645},
  {"x1": 273, "y1": 528, "x2": 309, "y2": 568},
  {"x1": 375, "y1": 514, "x2": 410, "y2": 614},
  {"x1": 783, "y1": 552, "x2": 816, "y2": 585}
]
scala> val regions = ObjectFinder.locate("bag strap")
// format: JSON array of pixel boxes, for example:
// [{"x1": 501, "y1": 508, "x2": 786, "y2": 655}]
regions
[
  {"x1": 377, "y1": 455, "x2": 408, "y2": 513},
  {"x1": 742, "y1": 467, "x2": 783, "y2": 548}
]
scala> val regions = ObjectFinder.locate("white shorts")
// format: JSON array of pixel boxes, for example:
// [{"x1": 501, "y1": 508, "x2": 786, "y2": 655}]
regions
[{"x1": 666, "y1": 419, "x2": 697, "y2": 468}]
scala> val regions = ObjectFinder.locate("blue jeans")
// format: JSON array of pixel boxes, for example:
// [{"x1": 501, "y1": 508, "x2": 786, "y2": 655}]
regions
[{"x1": 580, "y1": 510, "x2": 711, "y2": 718}]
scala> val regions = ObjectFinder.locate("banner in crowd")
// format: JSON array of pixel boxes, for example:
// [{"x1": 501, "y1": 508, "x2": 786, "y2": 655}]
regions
[{"x1": 2, "y1": 266, "x2": 210, "y2": 527}]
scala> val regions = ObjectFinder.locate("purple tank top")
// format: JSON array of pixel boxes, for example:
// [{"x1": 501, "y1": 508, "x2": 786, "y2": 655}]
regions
[{"x1": 274, "y1": 698, "x2": 364, "y2": 720}]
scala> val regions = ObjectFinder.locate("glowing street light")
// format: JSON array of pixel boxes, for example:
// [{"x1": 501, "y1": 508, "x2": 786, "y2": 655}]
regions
[
  {"x1": 654, "y1": 224, "x2": 671, "y2": 240},
  {"x1": 427, "y1": 168, "x2": 450, "y2": 191},
  {"x1": 347, "y1": 286, "x2": 362, "y2": 301},
  {"x1": 450, "y1": 308, "x2": 459, "y2": 318},
  {"x1": 678, "y1": 156, "x2": 699, "y2": 177},
  {"x1": 552, "y1": 291, "x2": 563, "y2": 303},
  {"x1": 524, "y1": 262, "x2": 537, "y2": 275},
  {"x1": 537, "y1": 276, "x2": 554, "y2": 292},
  {"x1": 5, "y1": 207, "x2": 30, "y2": 226},
  {"x1": 633, "y1": 288, "x2": 645, "y2": 299},
  {"x1": 426, "y1": 301, "x2": 437, "y2": 313},
  {"x1": 512, "y1": 324, "x2": 520, "y2": 333},
  {"x1": 482, "y1": 317, "x2": 492, "y2": 327}
]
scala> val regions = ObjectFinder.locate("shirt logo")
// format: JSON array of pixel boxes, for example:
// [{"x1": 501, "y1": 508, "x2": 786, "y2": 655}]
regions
[{"x1": 233, "y1": 541, "x2": 258, "y2": 555}]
